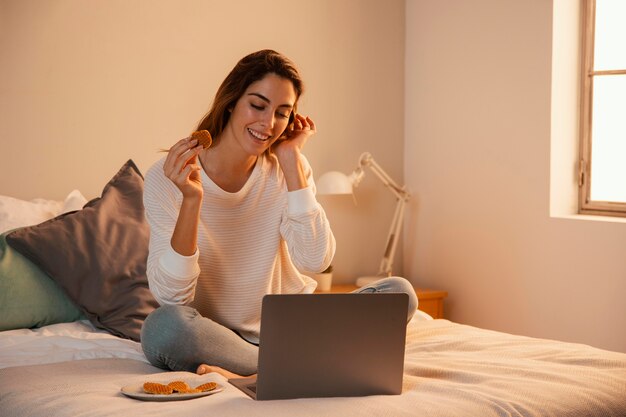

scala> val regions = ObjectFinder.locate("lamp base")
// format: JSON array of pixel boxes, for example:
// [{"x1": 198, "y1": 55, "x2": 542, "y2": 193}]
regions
[{"x1": 355, "y1": 276, "x2": 388, "y2": 287}]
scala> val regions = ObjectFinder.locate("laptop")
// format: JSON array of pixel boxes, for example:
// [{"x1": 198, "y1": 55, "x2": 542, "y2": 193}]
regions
[{"x1": 229, "y1": 293, "x2": 408, "y2": 400}]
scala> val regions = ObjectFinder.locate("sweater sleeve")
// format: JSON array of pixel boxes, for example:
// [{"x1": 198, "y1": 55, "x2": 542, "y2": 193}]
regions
[
  {"x1": 143, "y1": 160, "x2": 201, "y2": 306},
  {"x1": 279, "y1": 156, "x2": 336, "y2": 273}
]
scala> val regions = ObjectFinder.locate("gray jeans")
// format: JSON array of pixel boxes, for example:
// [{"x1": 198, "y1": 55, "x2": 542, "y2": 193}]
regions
[{"x1": 140, "y1": 276, "x2": 418, "y2": 376}]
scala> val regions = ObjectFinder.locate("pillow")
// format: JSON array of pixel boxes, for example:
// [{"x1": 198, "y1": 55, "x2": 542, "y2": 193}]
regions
[
  {"x1": 0, "y1": 196, "x2": 62, "y2": 234},
  {"x1": 0, "y1": 190, "x2": 88, "y2": 234},
  {"x1": 6, "y1": 160, "x2": 158, "y2": 341},
  {"x1": 61, "y1": 189, "x2": 89, "y2": 213},
  {"x1": 0, "y1": 231, "x2": 82, "y2": 331}
]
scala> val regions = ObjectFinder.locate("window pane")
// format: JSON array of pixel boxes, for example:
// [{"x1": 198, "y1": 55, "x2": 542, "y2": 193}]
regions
[
  {"x1": 590, "y1": 75, "x2": 626, "y2": 202},
  {"x1": 594, "y1": 0, "x2": 626, "y2": 70}
]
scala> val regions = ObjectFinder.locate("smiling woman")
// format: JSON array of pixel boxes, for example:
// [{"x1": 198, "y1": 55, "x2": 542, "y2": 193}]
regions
[{"x1": 141, "y1": 50, "x2": 334, "y2": 377}]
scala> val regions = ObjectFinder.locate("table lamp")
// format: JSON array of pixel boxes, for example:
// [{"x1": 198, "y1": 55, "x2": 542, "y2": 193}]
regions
[{"x1": 316, "y1": 152, "x2": 410, "y2": 286}]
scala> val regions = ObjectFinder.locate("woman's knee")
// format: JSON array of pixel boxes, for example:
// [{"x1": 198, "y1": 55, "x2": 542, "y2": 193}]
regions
[
  {"x1": 386, "y1": 277, "x2": 418, "y2": 318},
  {"x1": 363, "y1": 276, "x2": 418, "y2": 322},
  {"x1": 141, "y1": 304, "x2": 198, "y2": 368},
  {"x1": 142, "y1": 304, "x2": 196, "y2": 338}
]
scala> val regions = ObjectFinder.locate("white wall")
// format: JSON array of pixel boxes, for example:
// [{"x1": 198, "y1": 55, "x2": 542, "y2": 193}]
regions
[
  {"x1": 405, "y1": 0, "x2": 626, "y2": 352},
  {"x1": 0, "y1": 0, "x2": 405, "y2": 282}
]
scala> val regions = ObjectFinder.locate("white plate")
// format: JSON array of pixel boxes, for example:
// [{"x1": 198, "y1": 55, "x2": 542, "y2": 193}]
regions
[{"x1": 121, "y1": 382, "x2": 223, "y2": 402}]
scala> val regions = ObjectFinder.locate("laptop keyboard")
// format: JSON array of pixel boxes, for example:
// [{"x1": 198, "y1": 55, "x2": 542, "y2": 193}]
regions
[{"x1": 246, "y1": 384, "x2": 257, "y2": 394}]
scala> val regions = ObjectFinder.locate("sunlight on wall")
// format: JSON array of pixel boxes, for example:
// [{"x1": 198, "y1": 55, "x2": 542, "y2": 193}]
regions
[{"x1": 549, "y1": 0, "x2": 581, "y2": 218}]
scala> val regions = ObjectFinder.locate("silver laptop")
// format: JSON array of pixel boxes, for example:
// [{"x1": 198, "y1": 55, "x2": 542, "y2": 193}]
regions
[{"x1": 229, "y1": 293, "x2": 408, "y2": 400}]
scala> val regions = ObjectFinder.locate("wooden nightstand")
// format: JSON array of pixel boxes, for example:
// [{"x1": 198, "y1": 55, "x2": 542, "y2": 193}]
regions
[{"x1": 317, "y1": 284, "x2": 448, "y2": 319}]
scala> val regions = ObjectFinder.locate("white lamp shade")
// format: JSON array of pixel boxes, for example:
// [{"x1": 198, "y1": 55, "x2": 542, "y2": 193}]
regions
[{"x1": 316, "y1": 171, "x2": 354, "y2": 195}]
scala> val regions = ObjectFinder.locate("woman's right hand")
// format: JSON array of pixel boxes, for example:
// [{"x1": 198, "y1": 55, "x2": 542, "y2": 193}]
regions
[{"x1": 163, "y1": 137, "x2": 204, "y2": 200}]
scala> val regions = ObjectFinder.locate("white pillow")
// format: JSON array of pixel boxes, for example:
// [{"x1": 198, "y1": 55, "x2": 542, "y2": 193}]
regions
[
  {"x1": 0, "y1": 190, "x2": 88, "y2": 234},
  {"x1": 61, "y1": 189, "x2": 88, "y2": 213}
]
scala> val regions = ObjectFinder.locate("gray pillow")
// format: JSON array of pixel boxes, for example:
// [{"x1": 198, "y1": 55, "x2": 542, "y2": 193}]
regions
[{"x1": 6, "y1": 160, "x2": 158, "y2": 341}]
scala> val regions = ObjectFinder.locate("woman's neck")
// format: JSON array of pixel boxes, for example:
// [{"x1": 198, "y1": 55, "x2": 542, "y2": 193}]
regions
[{"x1": 199, "y1": 141, "x2": 258, "y2": 193}]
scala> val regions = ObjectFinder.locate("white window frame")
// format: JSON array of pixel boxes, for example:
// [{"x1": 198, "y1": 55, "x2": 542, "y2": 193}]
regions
[{"x1": 579, "y1": 0, "x2": 626, "y2": 217}]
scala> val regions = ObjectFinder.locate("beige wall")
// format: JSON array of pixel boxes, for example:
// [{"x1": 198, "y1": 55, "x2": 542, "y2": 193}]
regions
[
  {"x1": 0, "y1": 0, "x2": 405, "y2": 281},
  {"x1": 405, "y1": 0, "x2": 626, "y2": 352}
]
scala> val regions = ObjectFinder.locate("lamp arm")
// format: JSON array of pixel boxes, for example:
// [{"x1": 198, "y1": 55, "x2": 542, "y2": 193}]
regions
[
  {"x1": 379, "y1": 195, "x2": 407, "y2": 276},
  {"x1": 353, "y1": 152, "x2": 410, "y2": 277},
  {"x1": 358, "y1": 153, "x2": 410, "y2": 201}
]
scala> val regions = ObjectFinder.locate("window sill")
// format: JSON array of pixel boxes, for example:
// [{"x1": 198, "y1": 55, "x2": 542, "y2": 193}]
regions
[{"x1": 552, "y1": 213, "x2": 626, "y2": 224}]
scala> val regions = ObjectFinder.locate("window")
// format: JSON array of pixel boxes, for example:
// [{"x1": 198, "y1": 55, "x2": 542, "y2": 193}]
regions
[{"x1": 579, "y1": 0, "x2": 626, "y2": 217}]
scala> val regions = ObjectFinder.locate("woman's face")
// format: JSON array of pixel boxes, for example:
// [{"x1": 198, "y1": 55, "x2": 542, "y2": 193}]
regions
[{"x1": 226, "y1": 73, "x2": 297, "y2": 156}]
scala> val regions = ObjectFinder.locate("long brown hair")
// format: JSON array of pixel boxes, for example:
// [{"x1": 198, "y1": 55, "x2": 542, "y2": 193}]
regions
[{"x1": 196, "y1": 50, "x2": 304, "y2": 143}]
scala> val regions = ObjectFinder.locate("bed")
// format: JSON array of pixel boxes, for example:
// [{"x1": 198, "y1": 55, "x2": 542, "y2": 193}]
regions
[{"x1": 1, "y1": 160, "x2": 625, "y2": 417}]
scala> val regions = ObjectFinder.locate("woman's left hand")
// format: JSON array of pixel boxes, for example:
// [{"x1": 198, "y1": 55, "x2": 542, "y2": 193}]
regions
[
  {"x1": 273, "y1": 113, "x2": 316, "y2": 163},
  {"x1": 273, "y1": 114, "x2": 316, "y2": 191}
]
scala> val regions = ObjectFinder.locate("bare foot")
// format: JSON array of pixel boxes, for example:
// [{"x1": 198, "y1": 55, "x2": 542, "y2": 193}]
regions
[{"x1": 196, "y1": 364, "x2": 244, "y2": 379}]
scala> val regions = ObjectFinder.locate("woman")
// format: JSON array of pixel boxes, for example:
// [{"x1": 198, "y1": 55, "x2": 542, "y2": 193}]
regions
[{"x1": 141, "y1": 49, "x2": 417, "y2": 379}]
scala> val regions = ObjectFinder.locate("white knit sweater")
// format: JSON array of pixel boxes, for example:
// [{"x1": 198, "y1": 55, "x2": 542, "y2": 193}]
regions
[{"x1": 143, "y1": 153, "x2": 335, "y2": 343}]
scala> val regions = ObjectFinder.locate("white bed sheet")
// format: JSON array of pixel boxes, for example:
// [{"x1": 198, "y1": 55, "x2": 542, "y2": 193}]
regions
[
  {"x1": 2, "y1": 318, "x2": 625, "y2": 417},
  {"x1": 0, "y1": 319, "x2": 147, "y2": 369}
]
